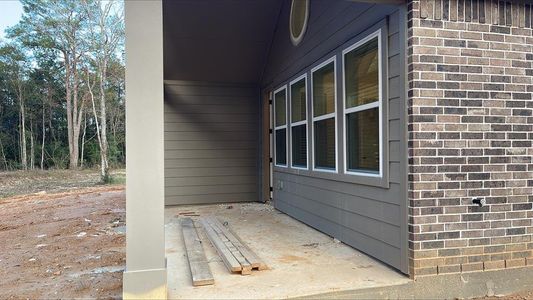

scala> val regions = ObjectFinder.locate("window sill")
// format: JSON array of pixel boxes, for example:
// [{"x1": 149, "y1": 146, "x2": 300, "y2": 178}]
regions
[{"x1": 273, "y1": 165, "x2": 389, "y2": 188}]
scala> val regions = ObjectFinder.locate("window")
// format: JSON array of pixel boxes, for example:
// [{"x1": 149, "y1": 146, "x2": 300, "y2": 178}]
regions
[
  {"x1": 289, "y1": 0, "x2": 309, "y2": 46},
  {"x1": 290, "y1": 75, "x2": 308, "y2": 169},
  {"x1": 274, "y1": 87, "x2": 287, "y2": 166},
  {"x1": 312, "y1": 58, "x2": 336, "y2": 171},
  {"x1": 343, "y1": 31, "x2": 381, "y2": 174}
]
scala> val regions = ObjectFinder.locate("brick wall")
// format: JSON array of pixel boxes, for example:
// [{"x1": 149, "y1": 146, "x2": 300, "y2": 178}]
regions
[{"x1": 407, "y1": 0, "x2": 533, "y2": 277}]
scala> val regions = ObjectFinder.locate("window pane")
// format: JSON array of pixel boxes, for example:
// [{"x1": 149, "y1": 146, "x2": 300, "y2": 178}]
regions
[
  {"x1": 314, "y1": 118, "x2": 335, "y2": 169},
  {"x1": 275, "y1": 89, "x2": 286, "y2": 127},
  {"x1": 291, "y1": 78, "x2": 307, "y2": 122},
  {"x1": 344, "y1": 38, "x2": 379, "y2": 108},
  {"x1": 346, "y1": 108, "x2": 379, "y2": 172},
  {"x1": 291, "y1": 124, "x2": 307, "y2": 167},
  {"x1": 313, "y1": 62, "x2": 335, "y2": 117},
  {"x1": 275, "y1": 128, "x2": 287, "y2": 165}
]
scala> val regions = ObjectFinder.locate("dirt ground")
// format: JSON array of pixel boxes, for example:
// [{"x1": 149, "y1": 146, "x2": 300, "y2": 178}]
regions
[
  {"x1": 0, "y1": 170, "x2": 125, "y2": 299},
  {"x1": 0, "y1": 169, "x2": 125, "y2": 198},
  {"x1": 0, "y1": 170, "x2": 532, "y2": 299}
]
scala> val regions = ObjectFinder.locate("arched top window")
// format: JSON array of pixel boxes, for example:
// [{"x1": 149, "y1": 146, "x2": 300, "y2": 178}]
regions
[{"x1": 290, "y1": 0, "x2": 309, "y2": 46}]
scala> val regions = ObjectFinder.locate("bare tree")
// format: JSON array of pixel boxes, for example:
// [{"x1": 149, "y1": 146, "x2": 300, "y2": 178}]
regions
[
  {"x1": 0, "y1": 44, "x2": 28, "y2": 170},
  {"x1": 14, "y1": 0, "x2": 91, "y2": 169},
  {"x1": 83, "y1": 0, "x2": 124, "y2": 181},
  {"x1": 40, "y1": 102, "x2": 45, "y2": 169},
  {"x1": 80, "y1": 110, "x2": 88, "y2": 169},
  {"x1": 18, "y1": 85, "x2": 27, "y2": 170},
  {"x1": 29, "y1": 119, "x2": 34, "y2": 169}
]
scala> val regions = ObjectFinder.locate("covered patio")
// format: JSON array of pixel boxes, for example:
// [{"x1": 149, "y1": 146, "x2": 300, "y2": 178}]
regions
[
  {"x1": 165, "y1": 204, "x2": 408, "y2": 299},
  {"x1": 124, "y1": 0, "x2": 408, "y2": 297}
]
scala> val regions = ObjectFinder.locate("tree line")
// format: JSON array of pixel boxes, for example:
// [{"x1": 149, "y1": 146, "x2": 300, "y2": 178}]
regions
[{"x1": 0, "y1": 0, "x2": 125, "y2": 181}]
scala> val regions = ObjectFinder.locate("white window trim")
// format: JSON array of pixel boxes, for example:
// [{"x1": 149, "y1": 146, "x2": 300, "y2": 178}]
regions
[
  {"x1": 341, "y1": 29, "x2": 383, "y2": 178},
  {"x1": 274, "y1": 85, "x2": 288, "y2": 167},
  {"x1": 310, "y1": 56, "x2": 338, "y2": 173},
  {"x1": 289, "y1": 74, "x2": 309, "y2": 170}
]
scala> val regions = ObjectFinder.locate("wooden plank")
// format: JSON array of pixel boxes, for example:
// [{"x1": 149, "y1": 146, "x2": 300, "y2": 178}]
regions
[
  {"x1": 180, "y1": 218, "x2": 214, "y2": 286},
  {"x1": 206, "y1": 216, "x2": 268, "y2": 271},
  {"x1": 200, "y1": 218, "x2": 242, "y2": 273},
  {"x1": 206, "y1": 218, "x2": 252, "y2": 275}
]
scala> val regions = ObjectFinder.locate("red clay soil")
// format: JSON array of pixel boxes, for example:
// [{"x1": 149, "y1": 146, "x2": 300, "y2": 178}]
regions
[{"x1": 0, "y1": 186, "x2": 125, "y2": 299}]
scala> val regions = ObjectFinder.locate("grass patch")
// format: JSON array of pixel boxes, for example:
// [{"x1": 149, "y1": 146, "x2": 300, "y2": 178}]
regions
[{"x1": 102, "y1": 173, "x2": 126, "y2": 185}]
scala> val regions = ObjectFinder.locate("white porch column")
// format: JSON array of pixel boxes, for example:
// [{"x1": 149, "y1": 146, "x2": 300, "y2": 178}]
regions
[{"x1": 123, "y1": 0, "x2": 167, "y2": 298}]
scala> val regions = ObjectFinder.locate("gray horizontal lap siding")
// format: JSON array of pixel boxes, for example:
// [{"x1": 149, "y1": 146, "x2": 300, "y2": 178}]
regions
[
  {"x1": 164, "y1": 81, "x2": 260, "y2": 205},
  {"x1": 263, "y1": 0, "x2": 407, "y2": 273}
]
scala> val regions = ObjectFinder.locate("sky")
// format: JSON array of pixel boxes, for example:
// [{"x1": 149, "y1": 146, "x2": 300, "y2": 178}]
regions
[{"x1": 0, "y1": 0, "x2": 23, "y2": 40}]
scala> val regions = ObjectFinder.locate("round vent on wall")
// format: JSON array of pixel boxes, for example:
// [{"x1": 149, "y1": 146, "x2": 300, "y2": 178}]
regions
[{"x1": 290, "y1": 0, "x2": 309, "y2": 46}]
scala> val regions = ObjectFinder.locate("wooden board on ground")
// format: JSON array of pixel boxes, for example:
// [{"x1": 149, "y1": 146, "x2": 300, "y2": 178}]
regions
[
  {"x1": 200, "y1": 216, "x2": 268, "y2": 275},
  {"x1": 180, "y1": 218, "x2": 214, "y2": 286},
  {"x1": 207, "y1": 218, "x2": 252, "y2": 275},
  {"x1": 205, "y1": 216, "x2": 267, "y2": 271},
  {"x1": 200, "y1": 218, "x2": 242, "y2": 273}
]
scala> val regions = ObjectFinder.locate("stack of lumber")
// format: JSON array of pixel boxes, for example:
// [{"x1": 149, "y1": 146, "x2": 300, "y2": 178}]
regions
[
  {"x1": 200, "y1": 216, "x2": 267, "y2": 275},
  {"x1": 180, "y1": 218, "x2": 214, "y2": 286}
]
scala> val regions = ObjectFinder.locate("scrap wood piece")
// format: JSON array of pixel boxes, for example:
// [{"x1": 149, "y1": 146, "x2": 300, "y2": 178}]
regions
[
  {"x1": 200, "y1": 218, "x2": 242, "y2": 273},
  {"x1": 205, "y1": 216, "x2": 268, "y2": 271},
  {"x1": 177, "y1": 211, "x2": 200, "y2": 216},
  {"x1": 180, "y1": 218, "x2": 214, "y2": 286}
]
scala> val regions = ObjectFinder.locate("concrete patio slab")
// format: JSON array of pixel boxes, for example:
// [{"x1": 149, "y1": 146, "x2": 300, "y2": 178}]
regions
[{"x1": 165, "y1": 203, "x2": 409, "y2": 299}]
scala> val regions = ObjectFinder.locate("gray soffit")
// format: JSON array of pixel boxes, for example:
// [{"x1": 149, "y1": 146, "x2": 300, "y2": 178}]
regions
[
  {"x1": 163, "y1": 0, "x2": 284, "y2": 84},
  {"x1": 163, "y1": 0, "x2": 404, "y2": 84}
]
